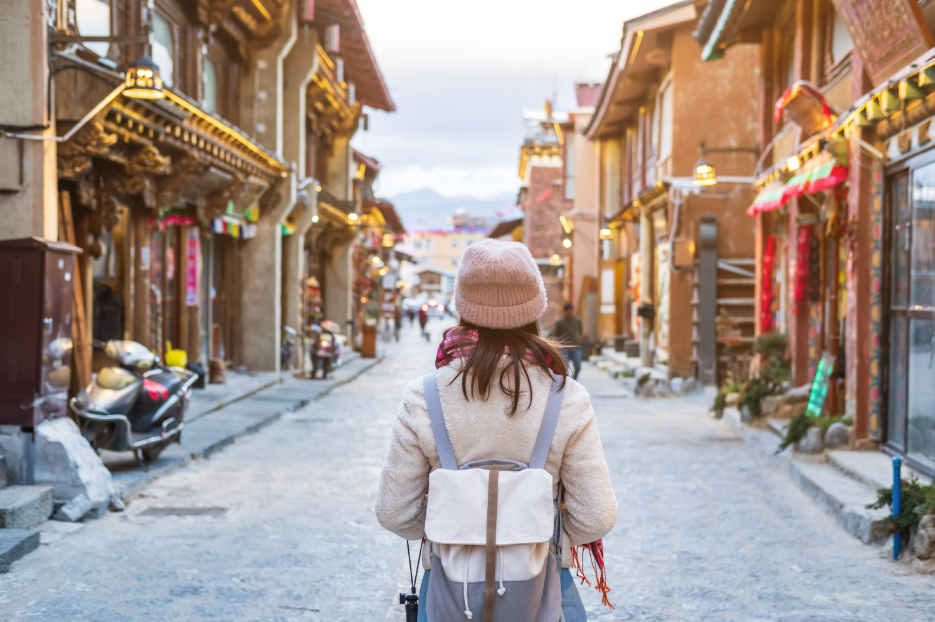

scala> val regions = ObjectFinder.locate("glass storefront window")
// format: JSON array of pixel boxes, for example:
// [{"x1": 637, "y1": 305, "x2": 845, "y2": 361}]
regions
[
  {"x1": 165, "y1": 226, "x2": 178, "y2": 351},
  {"x1": 203, "y1": 57, "x2": 218, "y2": 113},
  {"x1": 887, "y1": 161, "x2": 935, "y2": 473},
  {"x1": 152, "y1": 12, "x2": 174, "y2": 87},
  {"x1": 76, "y1": 0, "x2": 110, "y2": 58}
]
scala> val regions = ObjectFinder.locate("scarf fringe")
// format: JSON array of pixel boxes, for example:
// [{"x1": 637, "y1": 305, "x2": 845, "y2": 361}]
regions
[{"x1": 571, "y1": 541, "x2": 614, "y2": 610}]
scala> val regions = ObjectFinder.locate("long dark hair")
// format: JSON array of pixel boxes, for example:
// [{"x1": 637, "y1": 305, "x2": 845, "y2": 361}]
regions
[{"x1": 439, "y1": 320, "x2": 567, "y2": 416}]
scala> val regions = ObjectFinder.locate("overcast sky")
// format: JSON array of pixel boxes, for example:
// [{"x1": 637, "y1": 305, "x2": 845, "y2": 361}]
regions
[{"x1": 351, "y1": 0, "x2": 673, "y2": 199}]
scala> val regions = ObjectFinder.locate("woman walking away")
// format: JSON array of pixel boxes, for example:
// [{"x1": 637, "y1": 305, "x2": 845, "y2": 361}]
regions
[{"x1": 376, "y1": 239, "x2": 617, "y2": 622}]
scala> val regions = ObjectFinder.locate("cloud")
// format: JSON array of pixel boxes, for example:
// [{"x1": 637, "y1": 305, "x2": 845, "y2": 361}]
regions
[
  {"x1": 351, "y1": 0, "x2": 674, "y2": 197},
  {"x1": 372, "y1": 165, "x2": 520, "y2": 199}
]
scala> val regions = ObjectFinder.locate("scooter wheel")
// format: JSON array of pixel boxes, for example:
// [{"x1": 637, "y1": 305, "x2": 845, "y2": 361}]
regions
[{"x1": 142, "y1": 446, "x2": 164, "y2": 462}]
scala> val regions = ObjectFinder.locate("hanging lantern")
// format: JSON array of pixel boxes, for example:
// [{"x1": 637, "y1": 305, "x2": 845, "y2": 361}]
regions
[
  {"x1": 693, "y1": 155, "x2": 717, "y2": 186},
  {"x1": 124, "y1": 56, "x2": 165, "y2": 99}
]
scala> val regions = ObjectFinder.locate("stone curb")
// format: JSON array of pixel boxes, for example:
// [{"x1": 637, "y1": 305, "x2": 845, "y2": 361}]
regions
[
  {"x1": 186, "y1": 375, "x2": 284, "y2": 424},
  {"x1": 117, "y1": 356, "x2": 383, "y2": 502},
  {"x1": 722, "y1": 407, "x2": 889, "y2": 545}
]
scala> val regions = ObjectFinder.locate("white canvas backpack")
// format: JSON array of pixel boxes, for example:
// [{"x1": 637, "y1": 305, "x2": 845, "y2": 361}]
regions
[{"x1": 422, "y1": 372, "x2": 566, "y2": 622}]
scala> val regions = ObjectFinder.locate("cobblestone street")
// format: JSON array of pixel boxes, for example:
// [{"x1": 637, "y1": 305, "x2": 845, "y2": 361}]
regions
[{"x1": 2, "y1": 321, "x2": 935, "y2": 621}]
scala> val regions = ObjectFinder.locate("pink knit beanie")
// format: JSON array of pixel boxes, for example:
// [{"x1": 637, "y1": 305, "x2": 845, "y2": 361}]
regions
[{"x1": 453, "y1": 239, "x2": 547, "y2": 329}]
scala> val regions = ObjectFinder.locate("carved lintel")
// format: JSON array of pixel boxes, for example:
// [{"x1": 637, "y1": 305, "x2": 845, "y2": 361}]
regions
[
  {"x1": 155, "y1": 153, "x2": 207, "y2": 209},
  {"x1": 57, "y1": 121, "x2": 117, "y2": 179},
  {"x1": 100, "y1": 194, "x2": 121, "y2": 231}
]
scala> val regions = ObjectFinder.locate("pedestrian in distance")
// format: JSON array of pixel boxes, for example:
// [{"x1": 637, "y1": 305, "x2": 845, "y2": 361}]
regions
[
  {"x1": 550, "y1": 303, "x2": 586, "y2": 380},
  {"x1": 395, "y1": 303, "x2": 403, "y2": 342},
  {"x1": 419, "y1": 305, "x2": 429, "y2": 341},
  {"x1": 408, "y1": 307, "x2": 417, "y2": 327},
  {"x1": 376, "y1": 239, "x2": 617, "y2": 622}
]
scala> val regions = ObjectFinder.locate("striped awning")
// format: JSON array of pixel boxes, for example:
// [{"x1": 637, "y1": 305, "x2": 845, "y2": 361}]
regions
[{"x1": 747, "y1": 144, "x2": 848, "y2": 217}]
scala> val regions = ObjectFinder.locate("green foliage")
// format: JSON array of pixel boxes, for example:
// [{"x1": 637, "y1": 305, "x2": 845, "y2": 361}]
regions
[
  {"x1": 711, "y1": 390, "x2": 728, "y2": 413},
  {"x1": 754, "y1": 334, "x2": 791, "y2": 391},
  {"x1": 867, "y1": 476, "x2": 935, "y2": 538},
  {"x1": 740, "y1": 377, "x2": 771, "y2": 417},
  {"x1": 775, "y1": 412, "x2": 853, "y2": 454},
  {"x1": 753, "y1": 333, "x2": 789, "y2": 359}
]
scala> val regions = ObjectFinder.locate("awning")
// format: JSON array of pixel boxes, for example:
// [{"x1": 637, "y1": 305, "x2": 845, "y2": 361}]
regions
[
  {"x1": 747, "y1": 145, "x2": 848, "y2": 217},
  {"x1": 746, "y1": 184, "x2": 786, "y2": 217}
]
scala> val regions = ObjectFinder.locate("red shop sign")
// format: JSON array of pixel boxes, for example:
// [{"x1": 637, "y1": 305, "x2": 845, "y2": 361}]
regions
[{"x1": 185, "y1": 229, "x2": 199, "y2": 307}]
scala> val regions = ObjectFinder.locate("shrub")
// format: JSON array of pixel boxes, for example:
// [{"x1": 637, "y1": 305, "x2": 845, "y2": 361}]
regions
[
  {"x1": 867, "y1": 476, "x2": 935, "y2": 539},
  {"x1": 775, "y1": 411, "x2": 852, "y2": 453}
]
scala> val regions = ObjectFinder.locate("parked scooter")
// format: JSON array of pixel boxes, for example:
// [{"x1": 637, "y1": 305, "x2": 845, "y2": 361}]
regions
[
  {"x1": 69, "y1": 340, "x2": 197, "y2": 468},
  {"x1": 310, "y1": 320, "x2": 343, "y2": 379}
]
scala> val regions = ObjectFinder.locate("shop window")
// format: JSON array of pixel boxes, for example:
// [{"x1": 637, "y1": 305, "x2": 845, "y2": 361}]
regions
[
  {"x1": 886, "y1": 162, "x2": 935, "y2": 474},
  {"x1": 828, "y1": 9, "x2": 853, "y2": 65},
  {"x1": 203, "y1": 56, "x2": 218, "y2": 113},
  {"x1": 657, "y1": 81, "x2": 673, "y2": 165},
  {"x1": 163, "y1": 226, "x2": 180, "y2": 351},
  {"x1": 152, "y1": 12, "x2": 175, "y2": 88},
  {"x1": 564, "y1": 134, "x2": 575, "y2": 200},
  {"x1": 76, "y1": 0, "x2": 110, "y2": 58}
]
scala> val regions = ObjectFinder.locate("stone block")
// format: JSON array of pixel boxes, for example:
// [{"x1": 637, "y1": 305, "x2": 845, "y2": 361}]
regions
[
  {"x1": 34, "y1": 418, "x2": 116, "y2": 518},
  {"x1": 824, "y1": 422, "x2": 850, "y2": 449},
  {"x1": 797, "y1": 426, "x2": 825, "y2": 455},
  {"x1": 0, "y1": 528, "x2": 40, "y2": 572},
  {"x1": 669, "y1": 377, "x2": 684, "y2": 394},
  {"x1": 782, "y1": 384, "x2": 811, "y2": 404},
  {"x1": 681, "y1": 377, "x2": 698, "y2": 394},
  {"x1": 761, "y1": 395, "x2": 783, "y2": 417},
  {"x1": 0, "y1": 486, "x2": 53, "y2": 529},
  {"x1": 910, "y1": 514, "x2": 935, "y2": 560},
  {"x1": 725, "y1": 393, "x2": 740, "y2": 407}
]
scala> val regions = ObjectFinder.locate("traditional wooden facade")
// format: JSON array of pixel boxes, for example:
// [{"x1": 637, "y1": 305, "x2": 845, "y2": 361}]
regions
[
  {"x1": 0, "y1": 0, "x2": 394, "y2": 381},
  {"x1": 586, "y1": 1, "x2": 759, "y2": 379},
  {"x1": 697, "y1": 0, "x2": 935, "y2": 474}
]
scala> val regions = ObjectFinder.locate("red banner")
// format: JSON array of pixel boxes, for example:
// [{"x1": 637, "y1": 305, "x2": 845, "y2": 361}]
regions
[
  {"x1": 185, "y1": 229, "x2": 199, "y2": 307},
  {"x1": 761, "y1": 236, "x2": 776, "y2": 333}
]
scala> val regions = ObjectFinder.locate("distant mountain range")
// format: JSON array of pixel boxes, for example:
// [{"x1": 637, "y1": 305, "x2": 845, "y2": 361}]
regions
[{"x1": 387, "y1": 188, "x2": 520, "y2": 232}]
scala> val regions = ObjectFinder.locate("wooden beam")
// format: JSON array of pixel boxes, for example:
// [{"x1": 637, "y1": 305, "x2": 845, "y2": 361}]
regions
[{"x1": 59, "y1": 191, "x2": 92, "y2": 396}]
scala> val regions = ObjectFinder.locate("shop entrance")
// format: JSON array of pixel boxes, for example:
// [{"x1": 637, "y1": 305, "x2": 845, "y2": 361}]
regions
[{"x1": 886, "y1": 158, "x2": 935, "y2": 475}]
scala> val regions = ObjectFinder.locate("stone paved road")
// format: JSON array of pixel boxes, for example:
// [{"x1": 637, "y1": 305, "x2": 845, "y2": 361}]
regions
[{"x1": 2, "y1": 321, "x2": 935, "y2": 621}]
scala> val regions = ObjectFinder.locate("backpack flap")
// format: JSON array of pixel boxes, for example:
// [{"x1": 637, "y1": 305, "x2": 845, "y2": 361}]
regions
[{"x1": 425, "y1": 468, "x2": 554, "y2": 545}]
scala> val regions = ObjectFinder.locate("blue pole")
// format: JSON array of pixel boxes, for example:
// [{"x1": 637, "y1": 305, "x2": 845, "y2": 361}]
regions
[{"x1": 893, "y1": 456, "x2": 902, "y2": 560}]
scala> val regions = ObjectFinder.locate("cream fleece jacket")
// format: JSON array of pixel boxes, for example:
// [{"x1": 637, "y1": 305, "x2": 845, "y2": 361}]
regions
[{"x1": 375, "y1": 362, "x2": 618, "y2": 568}]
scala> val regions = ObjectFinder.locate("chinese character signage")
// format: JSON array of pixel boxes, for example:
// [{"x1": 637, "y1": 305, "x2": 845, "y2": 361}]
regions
[
  {"x1": 185, "y1": 229, "x2": 199, "y2": 307},
  {"x1": 832, "y1": 0, "x2": 934, "y2": 87}
]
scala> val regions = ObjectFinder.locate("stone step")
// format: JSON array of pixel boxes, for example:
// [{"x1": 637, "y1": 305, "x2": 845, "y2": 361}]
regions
[
  {"x1": 0, "y1": 528, "x2": 40, "y2": 573},
  {"x1": 0, "y1": 486, "x2": 53, "y2": 530}
]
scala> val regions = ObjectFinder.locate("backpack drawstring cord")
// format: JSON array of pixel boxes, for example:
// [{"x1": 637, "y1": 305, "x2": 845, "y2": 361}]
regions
[
  {"x1": 497, "y1": 547, "x2": 506, "y2": 596},
  {"x1": 463, "y1": 545, "x2": 473, "y2": 619}
]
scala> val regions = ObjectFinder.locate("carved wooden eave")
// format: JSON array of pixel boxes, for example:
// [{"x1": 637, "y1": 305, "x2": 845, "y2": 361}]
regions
[
  {"x1": 53, "y1": 56, "x2": 288, "y2": 233},
  {"x1": 105, "y1": 89, "x2": 288, "y2": 185},
  {"x1": 208, "y1": 0, "x2": 288, "y2": 55},
  {"x1": 307, "y1": 45, "x2": 360, "y2": 136}
]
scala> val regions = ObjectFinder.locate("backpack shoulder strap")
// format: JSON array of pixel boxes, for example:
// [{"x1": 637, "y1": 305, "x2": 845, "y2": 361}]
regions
[
  {"x1": 422, "y1": 372, "x2": 458, "y2": 470},
  {"x1": 529, "y1": 374, "x2": 566, "y2": 470}
]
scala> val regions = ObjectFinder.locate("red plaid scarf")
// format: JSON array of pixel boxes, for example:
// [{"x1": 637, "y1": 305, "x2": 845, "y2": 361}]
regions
[{"x1": 434, "y1": 327, "x2": 613, "y2": 609}]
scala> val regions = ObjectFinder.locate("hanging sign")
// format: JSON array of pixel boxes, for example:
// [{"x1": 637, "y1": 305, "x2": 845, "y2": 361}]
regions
[
  {"x1": 806, "y1": 352, "x2": 837, "y2": 417},
  {"x1": 832, "y1": 0, "x2": 934, "y2": 87},
  {"x1": 185, "y1": 229, "x2": 199, "y2": 307}
]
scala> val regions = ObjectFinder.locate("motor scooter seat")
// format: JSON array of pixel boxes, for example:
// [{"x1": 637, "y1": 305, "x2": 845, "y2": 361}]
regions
[{"x1": 127, "y1": 370, "x2": 183, "y2": 432}]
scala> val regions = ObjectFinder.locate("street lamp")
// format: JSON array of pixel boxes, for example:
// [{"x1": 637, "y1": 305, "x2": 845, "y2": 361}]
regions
[
  {"x1": 693, "y1": 140, "x2": 760, "y2": 186},
  {"x1": 2, "y1": 56, "x2": 166, "y2": 142},
  {"x1": 123, "y1": 56, "x2": 165, "y2": 99},
  {"x1": 562, "y1": 237, "x2": 572, "y2": 249}
]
